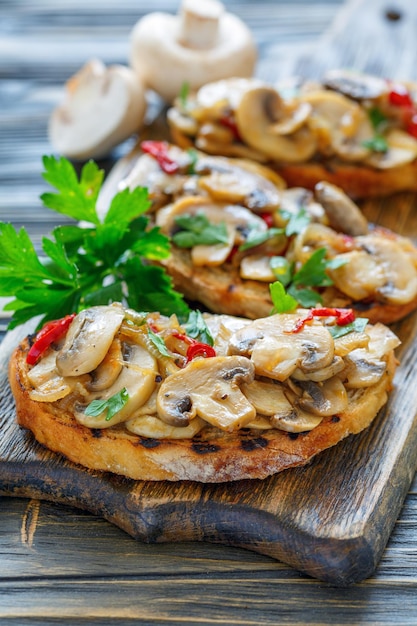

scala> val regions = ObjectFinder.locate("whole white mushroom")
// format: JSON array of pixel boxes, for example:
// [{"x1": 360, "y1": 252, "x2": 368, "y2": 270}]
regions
[{"x1": 129, "y1": 0, "x2": 257, "y2": 103}]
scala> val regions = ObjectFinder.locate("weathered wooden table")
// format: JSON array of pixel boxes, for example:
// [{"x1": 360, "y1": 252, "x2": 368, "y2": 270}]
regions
[{"x1": 1, "y1": 0, "x2": 417, "y2": 622}]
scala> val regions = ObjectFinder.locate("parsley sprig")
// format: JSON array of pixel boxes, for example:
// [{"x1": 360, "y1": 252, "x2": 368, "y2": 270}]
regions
[
  {"x1": 172, "y1": 213, "x2": 229, "y2": 248},
  {"x1": 0, "y1": 156, "x2": 189, "y2": 329}
]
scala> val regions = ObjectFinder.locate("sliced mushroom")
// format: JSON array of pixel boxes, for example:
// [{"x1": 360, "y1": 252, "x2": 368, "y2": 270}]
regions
[
  {"x1": 291, "y1": 355, "x2": 345, "y2": 382},
  {"x1": 276, "y1": 187, "x2": 326, "y2": 225},
  {"x1": 196, "y1": 156, "x2": 283, "y2": 212},
  {"x1": 296, "y1": 376, "x2": 348, "y2": 416},
  {"x1": 366, "y1": 129, "x2": 417, "y2": 169},
  {"x1": 302, "y1": 89, "x2": 374, "y2": 161},
  {"x1": 328, "y1": 234, "x2": 417, "y2": 304},
  {"x1": 125, "y1": 414, "x2": 207, "y2": 439},
  {"x1": 314, "y1": 181, "x2": 369, "y2": 236},
  {"x1": 242, "y1": 379, "x2": 323, "y2": 432},
  {"x1": 75, "y1": 341, "x2": 158, "y2": 428},
  {"x1": 156, "y1": 355, "x2": 256, "y2": 431},
  {"x1": 86, "y1": 338, "x2": 123, "y2": 392},
  {"x1": 343, "y1": 353, "x2": 386, "y2": 388},
  {"x1": 239, "y1": 255, "x2": 276, "y2": 282},
  {"x1": 56, "y1": 305, "x2": 125, "y2": 377},
  {"x1": 27, "y1": 351, "x2": 78, "y2": 403},
  {"x1": 235, "y1": 85, "x2": 318, "y2": 163},
  {"x1": 228, "y1": 313, "x2": 335, "y2": 381},
  {"x1": 323, "y1": 69, "x2": 388, "y2": 101},
  {"x1": 333, "y1": 331, "x2": 369, "y2": 357}
]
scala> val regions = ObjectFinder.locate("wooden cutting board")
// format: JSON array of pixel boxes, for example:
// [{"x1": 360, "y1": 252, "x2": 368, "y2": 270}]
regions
[{"x1": 2, "y1": 0, "x2": 417, "y2": 586}]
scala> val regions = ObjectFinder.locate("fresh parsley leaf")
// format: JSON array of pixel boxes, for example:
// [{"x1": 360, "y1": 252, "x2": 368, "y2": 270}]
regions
[
  {"x1": 41, "y1": 156, "x2": 103, "y2": 224},
  {"x1": 281, "y1": 207, "x2": 311, "y2": 236},
  {"x1": 172, "y1": 213, "x2": 229, "y2": 247},
  {"x1": 85, "y1": 388, "x2": 129, "y2": 421},
  {"x1": 147, "y1": 327, "x2": 171, "y2": 357},
  {"x1": 292, "y1": 248, "x2": 334, "y2": 288},
  {"x1": 362, "y1": 135, "x2": 389, "y2": 153},
  {"x1": 183, "y1": 310, "x2": 214, "y2": 346},
  {"x1": 368, "y1": 107, "x2": 388, "y2": 132},
  {"x1": 239, "y1": 227, "x2": 284, "y2": 252},
  {"x1": 270, "y1": 281, "x2": 298, "y2": 314},
  {"x1": 0, "y1": 156, "x2": 189, "y2": 329},
  {"x1": 287, "y1": 285, "x2": 323, "y2": 307},
  {"x1": 186, "y1": 148, "x2": 199, "y2": 175},
  {"x1": 328, "y1": 317, "x2": 368, "y2": 339},
  {"x1": 179, "y1": 81, "x2": 190, "y2": 108},
  {"x1": 270, "y1": 256, "x2": 292, "y2": 286}
]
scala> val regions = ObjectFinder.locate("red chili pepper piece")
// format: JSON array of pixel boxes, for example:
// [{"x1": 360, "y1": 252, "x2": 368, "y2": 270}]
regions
[
  {"x1": 186, "y1": 342, "x2": 216, "y2": 362},
  {"x1": 406, "y1": 112, "x2": 417, "y2": 138},
  {"x1": 260, "y1": 212, "x2": 275, "y2": 228},
  {"x1": 141, "y1": 140, "x2": 179, "y2": 174},
  {"x1": 289, "y1": 307, "x2": 355, "y2": 334},
  {"x1": 26, "y1": 313, "x2": 76, "y2": 365},
  {"x1": 219, "y1": 115, "x2": 241, "y2": 141},
  {"x1": 388, "y1": 85, "x2": 413, "y2": 107}
]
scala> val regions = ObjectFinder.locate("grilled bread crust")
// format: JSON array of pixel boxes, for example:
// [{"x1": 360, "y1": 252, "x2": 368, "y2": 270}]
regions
[{"x1": 10, "y1": 338, "x2": 397, "y2": 483}]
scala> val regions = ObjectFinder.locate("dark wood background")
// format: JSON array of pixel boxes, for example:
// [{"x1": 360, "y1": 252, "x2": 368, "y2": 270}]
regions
[{"x1": 2, "y1": 0, "x2": 417, "y2": 622}]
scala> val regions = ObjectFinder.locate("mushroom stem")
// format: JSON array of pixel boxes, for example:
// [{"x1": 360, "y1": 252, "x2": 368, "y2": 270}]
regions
[{"x1": 178, "y1": 0, "x2": 224, "y2": 49}]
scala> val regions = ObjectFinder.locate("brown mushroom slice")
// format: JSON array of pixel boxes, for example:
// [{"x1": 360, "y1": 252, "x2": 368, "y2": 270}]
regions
[
  {"x1": 157, "y1": 355, "x2": 256, "y2": 431},
  {"x1": 86, "y1": 338, "x2": 123, "y2": 392},
  {"x1": 314, "y1": 181, "x2": 369, "y2": 236},
  {"x1": 193, "y1": 77, "x2": 263, "y2": 121},
  {"x1": 56, "y1": 305, "x2": 125, "y2": 377},
  {"x1": 302, "y1": 90, "x2": 374, "y2": 161},
  {"x1": 323, "y1": 69, "x2": 388, "y2": 101},
  {"x1": 125, "y1": 414, "x2": 207, "y2": 439},
  {"x1": 228, "y1": 314, "x2": 335, "y2": 381},
  {"x1": 366, "y1": 129, "x2": 417, "y2": 169},
  {"x1": 328, "y1": 235, "x2": 417, "y2": 304},
  {"x1": 297, "y1": 376, "x2": 348, "y2": 417},
  {"x1": 235, "y1": 85, "x2": 317, "y2": 163},
  {"x1": 74, "y1": 342, "x2": 158, "y2": 428}
]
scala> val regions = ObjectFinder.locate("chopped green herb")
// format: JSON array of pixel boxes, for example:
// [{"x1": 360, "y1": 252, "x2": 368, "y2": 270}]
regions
[
  {"x1": 147, "y1": 327, "x2": 172, "y2": 357},
  {"x1": 172, "y1": 213, "x2": 229, "y2": 248},
  {"x1": 327, "y1": 317, "x2": 368, "y2": 338},
  {"x1": 0, "y1": 156, "x2": 189, "y2": 330},
  {"x1": 362, "y1": 135, "x2": 389, "y2": 153},
  {"x1": 368, "y1": 106, "x2": 388, "y2": 131},
  {"x1": 281, "y1": 207, "x2": 311, "y2": 236},
  {"x1": 179, "y1": 81, "x2": 190, "y2": 109},
  {"x1": 270, "y1": 256, "x2": 292, "y2": 286},
  {"x1": 239, "y1": 227, "x2": 284, "y2": 252},
  {"x1": 270, "y1": 281, "x2": 298, "y2": 314},
  {"x1": 85, "y1": 388, "x2": 129, "y2": 421},
  {"x1": 186, "y1": 148, "x2": 199, "y2": 175},
  {"x1": 183, "y1": 310, "x2": 214, "y2": 346}
]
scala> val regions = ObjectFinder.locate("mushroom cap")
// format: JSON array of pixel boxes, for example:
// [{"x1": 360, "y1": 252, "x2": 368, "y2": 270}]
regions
[
  {"x1": 129, "y1": 10, "x2": 257, "y2": 102},
  {"x1": 49, "y1": 59, "x2": 147, "y2": 160}
]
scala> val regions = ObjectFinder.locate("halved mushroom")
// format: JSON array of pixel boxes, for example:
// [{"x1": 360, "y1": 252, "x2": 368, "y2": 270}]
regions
[
  {"x1": 314, "y1": 181, "x2": 369, "y2": 236},
  {"x1": 75, "y1": 341, "x2": 158, "y2": 428},
  {"x1": 56, "y1": 305, "x2": 125, "y2": 377},
  {"x1": 156, "y1": 355, "x2": 256, "y2": 431},
  {"x1": 366, "y1": 129, "x2": 417, "y2": 169},
  {"x1": 301, "y1": 89, "x2": 374, "y2": 161},
  {"x1": 328, "y1": 234, "x2": 417, "y2": 304},
  {"x1": 49, "y1": 59, "x2": 147, "y2": 160},
  {"x1": 296, "y1": 376, "x2": 348, "y2": 416},
  {"x1": 235, "y1": 85, "x2": 317, "y2": 163},
  {"x1": 228, "y1": 313, "x2": 335, "y2": 381},
  {"x1": 242, "y1": 379, "x2": 323, "y2": 432}
]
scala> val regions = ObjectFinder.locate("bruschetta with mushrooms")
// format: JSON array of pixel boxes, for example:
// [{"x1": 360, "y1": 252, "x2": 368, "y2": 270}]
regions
[
  {"x1": 10, "y1": 303, "x2": 400, "y2": 482},
  {"x1": 118, "y1": 142, "x2": 417, "y2": 324},
  {"x1": 167, "y1": 70, "x2": 417, "y2": 198}
]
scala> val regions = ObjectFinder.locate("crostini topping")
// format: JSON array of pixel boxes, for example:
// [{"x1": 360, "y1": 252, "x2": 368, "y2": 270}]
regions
[{"x1": 25, "y1": 305, "x2": 400, "y2": 439}]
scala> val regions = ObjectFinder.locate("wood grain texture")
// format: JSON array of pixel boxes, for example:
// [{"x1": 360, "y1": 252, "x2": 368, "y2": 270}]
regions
[{"x1": 2, "y1": 0, "x2": 417, "y2": 620}]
